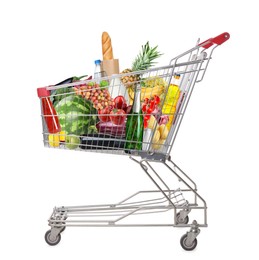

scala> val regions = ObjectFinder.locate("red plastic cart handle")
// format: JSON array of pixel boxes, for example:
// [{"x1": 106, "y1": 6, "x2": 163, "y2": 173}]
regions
[{"x1": 199, "y1": 32, "x2": 230, "y2": 49}]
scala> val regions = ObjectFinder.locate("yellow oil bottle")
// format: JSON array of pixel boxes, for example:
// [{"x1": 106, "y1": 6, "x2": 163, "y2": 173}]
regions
[{"x1": 162, "y1": 74, "x2": 181, "y2": 130}]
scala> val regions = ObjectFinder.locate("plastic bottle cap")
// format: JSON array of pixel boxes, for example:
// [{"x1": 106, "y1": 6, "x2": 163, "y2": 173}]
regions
[{"x1": 95, "y1": 60, "x2": 101, "y2": 65}]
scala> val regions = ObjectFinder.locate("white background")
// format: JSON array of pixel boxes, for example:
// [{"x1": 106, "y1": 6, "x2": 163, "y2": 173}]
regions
[{"x1": 0, "y1": 0, "x2": 258, "y2": 259}]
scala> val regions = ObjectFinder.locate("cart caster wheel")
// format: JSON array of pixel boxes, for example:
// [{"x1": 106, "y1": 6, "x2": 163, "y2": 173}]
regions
[
  {"x1": 45, "y1": 230, "x2": 61, "y2": 246},
  {"x1": 57, "y1": 216, "x2": 67, "y2": 233},
  {"x1": 180, "y1": 234, "x2": 197, "y2": 251},
  {"x1": 60, "y1": 226, "x2": 66, "y2": 233},
  {"x1": 176, "y1": 213, "x2": 189, "y2": 224}
]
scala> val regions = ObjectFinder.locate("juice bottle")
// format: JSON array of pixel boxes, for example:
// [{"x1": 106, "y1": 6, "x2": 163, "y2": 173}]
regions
[
  {"x1": 37, "y1": 87, "x2": 61, "y2": 134},
  {"x1": 162, "y1": 74, "x2": 181, "y2": 130}
]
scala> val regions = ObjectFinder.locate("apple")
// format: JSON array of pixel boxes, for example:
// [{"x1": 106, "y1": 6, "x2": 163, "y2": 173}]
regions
[{"x1": 65, "y1": 135, "x2": 80, "y2": 149}]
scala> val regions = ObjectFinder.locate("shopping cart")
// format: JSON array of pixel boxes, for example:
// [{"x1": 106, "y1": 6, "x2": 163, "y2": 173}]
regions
[{"x1": 37, "y1": 32, "x2": 230, "y2": 250}]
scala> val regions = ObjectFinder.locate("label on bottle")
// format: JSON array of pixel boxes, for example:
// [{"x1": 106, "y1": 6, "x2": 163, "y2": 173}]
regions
[{"x1": 133, "y1": 85, "x2": 141, "y2": 113}]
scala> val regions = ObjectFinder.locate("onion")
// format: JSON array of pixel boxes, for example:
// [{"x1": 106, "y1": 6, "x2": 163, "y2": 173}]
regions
[
  {"x1": 152, "y1": 107, "x2": 162, "y2": 121},
  {"x1": 158, "y1": 115, "x2": 169, "y2": 125},
  {"x1": 96, "y1": 121, "x2": 126, "y2": 137}
]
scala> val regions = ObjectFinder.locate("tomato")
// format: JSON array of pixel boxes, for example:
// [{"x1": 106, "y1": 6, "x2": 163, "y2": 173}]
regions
[
  {"x1": 144, "y1": 114, "x2": 151, "y2": 121},
  {"x1": 147, "y1": 107, "x2": 153, "y2": 114},
  {"x1": 144, "y1": 98, "x2": 149, "y2": 104},
  {"x1": 144, "y1": 120, "x2": 148, "y2": 128},
  {"x1": 98, "y1": 107, "x2": 111, "y2": 122},
  {"x1": 110, "y1": 109, "x2": 126, "y2": 125},
  {"x1": 114, "y1": 95, "x2": 127, "y2": 109},
  {"x1": 154, "y1": 95, "x2": 160, "y2": 105},
  {"x1": 149, "y1": 99, "x2": 155, "y2": 110}
]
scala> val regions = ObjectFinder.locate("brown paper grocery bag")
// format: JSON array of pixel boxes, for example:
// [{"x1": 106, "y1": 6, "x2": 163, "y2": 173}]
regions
[{"x1": 101, "y1": 59, "x2": 120, "y2": 77}]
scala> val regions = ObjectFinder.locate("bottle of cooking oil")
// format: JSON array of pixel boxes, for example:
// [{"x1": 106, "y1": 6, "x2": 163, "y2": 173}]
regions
[{"x1": 162, "y1": 74, "x2": 181, "y2": 130}]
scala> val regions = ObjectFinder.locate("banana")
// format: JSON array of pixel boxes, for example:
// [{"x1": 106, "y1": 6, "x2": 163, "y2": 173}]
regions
[
  {"x1": 128, "y1": 85, "x2": 165, "y2": 104},
  {"x1": 152, "y1": 138, "x2": 165, "y2": 150}
]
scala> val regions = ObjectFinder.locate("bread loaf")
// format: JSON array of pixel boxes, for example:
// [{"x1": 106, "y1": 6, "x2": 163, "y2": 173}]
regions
[{"x1": 102, "y1": 32, "x2": 113, "y2": 60}]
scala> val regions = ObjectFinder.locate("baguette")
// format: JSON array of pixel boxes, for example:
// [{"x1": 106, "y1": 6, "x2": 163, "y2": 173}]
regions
[{"x1": 102, "y1": 32, "x2": 113, "y2": 60}]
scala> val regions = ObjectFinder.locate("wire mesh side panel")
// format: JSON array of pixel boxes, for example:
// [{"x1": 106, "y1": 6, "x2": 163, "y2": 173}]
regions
[
  {"x1": 39, "y1": 44, "x2": 211, "y2": 157},
  {"x1": 39, "y1": 68, "x2": 170, "y2": 155},
  {"x1": 165, "y1": 47, "x2": 214, "y2": 155}
]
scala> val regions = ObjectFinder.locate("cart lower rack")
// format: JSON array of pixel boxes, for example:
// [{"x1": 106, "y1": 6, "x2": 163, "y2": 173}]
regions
[{"x1": 38, "y1": 32, "x2": 230, "y2": 251}]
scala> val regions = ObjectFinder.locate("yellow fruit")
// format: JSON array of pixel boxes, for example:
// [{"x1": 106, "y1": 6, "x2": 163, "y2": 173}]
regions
[
  {"x1": 143, "y1": 77, "x2": 167, "y2": 89},
  {"x1": 48, "y1": 134, "x2": 60, "y2": 147},
  {"x1": 152, "y1": 129, "x2": 160, "y2": 144},
  {"x1": 158, "y1": 124, "x2": 169, "y2": 140},
  {"x1": 65, "y1": 135, "x2": 80, "y2": 150},
  {"x1": 59, "y1": 131, "x2": 66, "y2": 142},
  {"x1": 152, "y1": 138, "x2": 165, "y2": 150},
  {"x1": 127, "y1": 84, "x2": 165, "y2": 104},
  {"x1": 147, "y1": 115, "x2": 157, "y2": 130},
  {"x1": 121, "y1": 68, "x2": 140, "y2": 88},
  {"x1": 162, "y1": 105, "x2": 177, "y2": 130}
]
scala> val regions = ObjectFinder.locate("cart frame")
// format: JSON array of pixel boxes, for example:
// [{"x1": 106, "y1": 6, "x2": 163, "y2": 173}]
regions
[{"x1": 40, "y1": 32, "x2": 230, "y2": 250}]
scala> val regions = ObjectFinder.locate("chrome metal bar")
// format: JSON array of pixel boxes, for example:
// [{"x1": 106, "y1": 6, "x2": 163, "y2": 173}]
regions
[
  {"x1": 116, "y1": 191, "x2": 141, "y2": 205},
  {"x1": 49, "y1": 223, "x2": 208, "y2": 228},
  {"x1": 139, "y1": 160, "x2": 176, "y2": 210},
  {"x1": 145, "y1": 161, "x2": 171, "y2": 199},
  {"x1": 113, "y1": 207, "x2": 143, "y2": 223},
  {"x1": 169, "y1": 45, "x2": 200, "y2": 66},
  {"x1": 164, "y1": 160, "x2": 207, "y2": 211},
  {"x1": 197, "y1": 45, "x2": 218, "y2": 83},
  {"x1": 56, "y1": 189, "x2": 190, "y2": 213},
  {"x1": 64, "y1": 209, "x2": 171, "y2": 218},
  {"x1": 137, "y1": 189, "x2": 193, "y2": 193},
  {"x1": 56, "y1": 204, "x2": 119, "y2": 211},
  {"x1": 117, "y1": 195, "x2": 176, "y2": 207},
  {"x1": 170, "y1": 160, "x2": 197, "y2": 190},
  {"x1": 64, "y1": 197, "x2": 171, "y2": 212},
  {"x1": 52, "y1": 205, "x2": 205, "y2": 221},
  {"x1": 57, "y1": 205, "x2": 183, "y2": 213},
  {"x1": 44, "y1": 57, "x2": 207, "y2": 92},
  {"x1": 167, "y1": 52, "x2": 206, "y2": 153},
  {"x1": 170, "y1": 159, "x2": 198, "y2": 204}
]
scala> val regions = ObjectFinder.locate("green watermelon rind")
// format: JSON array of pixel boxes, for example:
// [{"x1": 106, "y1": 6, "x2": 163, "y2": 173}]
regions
[
  {"x1": 54, "y1": 95, "x2": 98, "y2": 135},
  {"x1": 55, "y1": 95, "x2": 91, "y2": 112},
  {"x1": 51, "y1": 87, "x2": 75, "y2": 106}
]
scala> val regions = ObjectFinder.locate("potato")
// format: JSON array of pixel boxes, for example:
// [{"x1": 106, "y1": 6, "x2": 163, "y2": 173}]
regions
[{"x1": 158, "y1": 124, "x2": 169, "y2": 140}]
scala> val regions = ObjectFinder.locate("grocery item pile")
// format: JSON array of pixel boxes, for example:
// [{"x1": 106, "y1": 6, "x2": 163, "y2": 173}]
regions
[{"x1": 38, "y1": 32, "x2": 182, "y2": 153}]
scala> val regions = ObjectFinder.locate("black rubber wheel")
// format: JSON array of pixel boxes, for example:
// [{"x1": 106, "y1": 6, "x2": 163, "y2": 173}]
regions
[
  {"x1": 176, "y1": 213, "x2": 189, "y2": 224},
  {"x1": 180, "y1": 234, "x2": 197, "y2": 251},
  {"x1": 45, "y1": 230, "x2": 61, "y2": 246}
]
